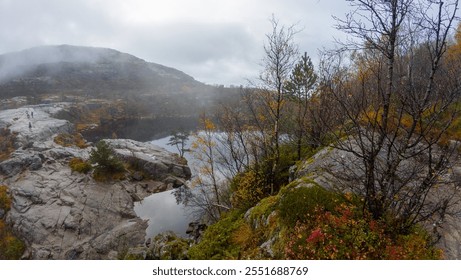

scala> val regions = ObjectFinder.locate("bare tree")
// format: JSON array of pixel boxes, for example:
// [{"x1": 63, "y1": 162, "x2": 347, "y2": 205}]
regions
[
  {"x1": 254, "y1": 15, "x2": 299, "y2": 194},
  {"x1": 321, "y1": 0, "x2": 461, "y2": 231},
  {"x1": 190, "y1": 115, "x2": 232, "y2": 221}
]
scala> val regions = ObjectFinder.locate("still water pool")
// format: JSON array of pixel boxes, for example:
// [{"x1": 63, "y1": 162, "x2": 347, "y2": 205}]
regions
[
  {"x1": 133, "y1": 188, "x2": 190, "y2": 238},
  {"x1": 133, "y1": 135, "x2": 194, "y2": 239}
]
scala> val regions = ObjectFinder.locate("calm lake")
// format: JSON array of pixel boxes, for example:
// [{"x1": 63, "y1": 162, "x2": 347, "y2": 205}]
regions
[{"x1": 133, "y1": 135, "x2": 195, "y2": 239}]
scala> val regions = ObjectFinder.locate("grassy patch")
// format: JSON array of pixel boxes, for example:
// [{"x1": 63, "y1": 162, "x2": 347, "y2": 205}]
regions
[
  {"x1": 0, "y1": 185, "x2": 11, "y2": 213},
  {"x1": 69, "y1": 158, "x2": 92, "y2": 174},
  {"x1": 54, "y1": 133, "x2": 88, "y2": 148},
  {"x1": 0, "y1": 221, "x2": 26, "y2": 260}
]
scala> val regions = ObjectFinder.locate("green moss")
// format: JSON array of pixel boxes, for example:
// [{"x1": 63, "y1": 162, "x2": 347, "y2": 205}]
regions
[
  {"x1": 157, "y1": 237, "x2": 190, "y2": 260},
  {"x1": 188, "y1": 210, "x2": 245, "y2": 260},
  {"x1": 278, "y1": 184, "x2": 345, "y2": 227},
  {"x1": 248, "y1": 195, "x2": 279, "y2": 223}
]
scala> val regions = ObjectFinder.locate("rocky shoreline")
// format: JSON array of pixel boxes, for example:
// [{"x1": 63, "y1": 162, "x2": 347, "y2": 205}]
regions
[{"x1": 0, "y1": 104, "x2": 191, "y2": 259}]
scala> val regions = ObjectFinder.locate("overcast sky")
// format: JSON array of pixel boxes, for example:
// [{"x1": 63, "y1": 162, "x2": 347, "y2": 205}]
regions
[{"x1": 0, "y1": 0, "x2": 351, "y2": 86}]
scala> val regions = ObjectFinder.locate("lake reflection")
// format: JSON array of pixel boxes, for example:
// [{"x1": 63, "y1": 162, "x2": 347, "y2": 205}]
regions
[
  {"x1": 134, "y1": 187, "x2": 190, "y2": 238},
  {"x1": 133, "y1": 136, "x2": 193, "y2": 239}
]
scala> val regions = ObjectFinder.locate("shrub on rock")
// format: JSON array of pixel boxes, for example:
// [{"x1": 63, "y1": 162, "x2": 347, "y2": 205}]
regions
[{"x1": 89, "y1": 140, "x2": 125, "y2": 181}]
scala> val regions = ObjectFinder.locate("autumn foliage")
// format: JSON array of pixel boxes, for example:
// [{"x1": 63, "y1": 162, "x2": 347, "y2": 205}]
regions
[
  {"x1": 0, "y1": 185, "x2": 25, "y2": 259},
  {"x1": 69, "y1": 157, "x2": 92, "y2": 174},
  {"x1": 284, "y1": 189, "x2": 442, "y2": 260}
]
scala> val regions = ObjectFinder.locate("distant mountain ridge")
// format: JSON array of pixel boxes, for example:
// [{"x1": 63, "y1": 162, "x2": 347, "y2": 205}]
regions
[{"x1": 0, "y1": 45, "x2": 206, "y2": 98}]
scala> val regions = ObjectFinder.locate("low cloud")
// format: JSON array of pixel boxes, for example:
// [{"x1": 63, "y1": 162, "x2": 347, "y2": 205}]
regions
[{"x1": 0, "y1": 0, "x2": 350, "y2": 85}]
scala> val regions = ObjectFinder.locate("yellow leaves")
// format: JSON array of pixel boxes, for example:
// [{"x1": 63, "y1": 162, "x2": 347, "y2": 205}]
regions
[
  {"x1": 200, "y1": 166, "x2": 213, "y2": 175},
  {"x1": 231, "y1": 170, "x2": 266, "y2": 209},
  {"x1": 190, "y1": 141, "x2": 199, "y2": 150},
  {"x1": 204, "y1": 118, "x2": 216, "y2": 130},
  {"x1": 269, "y1": 99, "x2": 285, "y2": 110},
  {"x1": 359, "y1": 108, "x2": 383, "y2": 127},
  {"x1": 448, "y1": 23, "x2": 461, "y2": 56},
  {"x1": 445, "y1": 23, "x2": 461, "y2": 74},
  {"x1": 257, "y1": 113, "x2": 267, "y2": 122}
]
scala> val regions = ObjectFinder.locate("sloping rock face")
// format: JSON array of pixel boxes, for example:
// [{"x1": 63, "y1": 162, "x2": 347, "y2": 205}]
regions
[
  {"x1": 6, "y1": 166, "x2": 147, "y2": 259},
  {"x1": 0, "y1": 104, "x2": 191, "y2": 259},
  {"x1": 0, "y1": 104, "x2": 73, "y2": 147},
  {"x1": 106, "y1": 139, "x2": 191, "y2": 185},
  {"x1": 294, "y1": 144, "x2": 461, "y2": 260}
]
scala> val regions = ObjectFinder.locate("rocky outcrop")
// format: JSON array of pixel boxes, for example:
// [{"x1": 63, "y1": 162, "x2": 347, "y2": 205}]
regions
[
  {"x1": 0, "y1": 151, "x2": 43, "y2": 177},
  {"x1": 105, "y1": 139, "x2": 191, "y2": 185},
  {"x1": 0, "y1": 105, "x2": 192, "y2": 259},
  {"x1": 0, "y1": 105, "x2": 73, "y2": 148},
  {"x1": 6, "y1": 166, "x2": 148, "y2": 259}
]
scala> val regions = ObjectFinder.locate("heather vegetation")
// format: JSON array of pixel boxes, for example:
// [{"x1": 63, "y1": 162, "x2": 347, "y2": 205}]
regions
[{"x1": 188, "y1": 182, "x2": 442, "y2": 260}]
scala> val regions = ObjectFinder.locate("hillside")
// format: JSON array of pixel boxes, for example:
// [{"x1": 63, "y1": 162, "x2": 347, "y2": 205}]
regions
[
  {"x1": 0, "y1": 45, "x2": 206, "y2": 98},
  {"x1": 0, "y1": 45, "x2": 241, "y2": 141}
]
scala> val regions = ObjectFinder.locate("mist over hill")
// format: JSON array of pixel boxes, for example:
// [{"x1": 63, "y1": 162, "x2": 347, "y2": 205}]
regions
[
  {"x1": 0, "y1": 45, "x2": 208, "y2": 98},
  {"x1": 0, "y1": 45, "x2": 241, "y2": 140}
]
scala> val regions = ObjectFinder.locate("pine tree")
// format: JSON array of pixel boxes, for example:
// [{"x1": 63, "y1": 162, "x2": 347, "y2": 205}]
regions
[
  {"x1": 285, "y1": 52, "x2": 317, "y2": 159},
  {"x1": 89, "y1": 140, "x2": 125, "y2": 173},
  {"x1": 167, "y1": 131, "x2": 190, "y2": 158}
]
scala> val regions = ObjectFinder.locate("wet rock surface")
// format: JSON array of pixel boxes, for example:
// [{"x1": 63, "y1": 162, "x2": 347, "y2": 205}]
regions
[{"x1": 0, "y1": 104, "x2": 191, "y2": 259}]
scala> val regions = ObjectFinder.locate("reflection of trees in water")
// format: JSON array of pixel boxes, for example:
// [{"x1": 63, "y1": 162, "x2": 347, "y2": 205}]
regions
[
  {"x1": 82, "y1": 117, "x2": 199, "y2": 143},
  {"x1": 172, "y1": 186, "x2": 191, "y2": 206},
  {"x1": 172, "y1": 184, "x2": 229, "y2": 223}
]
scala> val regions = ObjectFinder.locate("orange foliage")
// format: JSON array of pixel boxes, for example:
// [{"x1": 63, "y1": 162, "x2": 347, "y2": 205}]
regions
[{"x1": 285, "y1": 202, "x2": 441, "y2": 260}]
